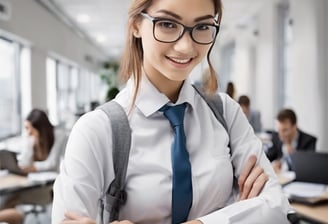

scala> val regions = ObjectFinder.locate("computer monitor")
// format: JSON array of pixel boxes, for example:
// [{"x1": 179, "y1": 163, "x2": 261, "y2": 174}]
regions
[
  {"x1": 290, "y1": 151, "x2": 328, "y2": 184},
  {"x1": 0, "y1": 150, "x2": 25, "y2": 176}
]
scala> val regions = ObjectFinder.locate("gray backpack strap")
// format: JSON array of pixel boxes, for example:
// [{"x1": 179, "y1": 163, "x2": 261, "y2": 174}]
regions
[
  {"x1": 192, "y1": 85, "x2": 237, "y2": 189},
  {"x1": 192, "y1": 85, "x2": 228, "y2": 133},
  {"x1": 98, "y1": 100, "x2": 131, "y2": 223}
]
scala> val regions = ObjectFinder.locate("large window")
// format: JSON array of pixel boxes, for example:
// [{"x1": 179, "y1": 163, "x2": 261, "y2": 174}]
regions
[
  {"x1": 47, "y1": 57, "x2": 102, "y2": 129},
  {"x1": 0, "y1": 37, "x2": 21, "y2": 139},
  {"x1": 219, "y1": 42, "x2": 236, "y2": 92}
]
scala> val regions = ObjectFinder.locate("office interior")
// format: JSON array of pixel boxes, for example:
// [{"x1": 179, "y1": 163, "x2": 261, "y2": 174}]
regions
[{"x1": 0, "y1": 0, "x2": 328, "y2": 223}]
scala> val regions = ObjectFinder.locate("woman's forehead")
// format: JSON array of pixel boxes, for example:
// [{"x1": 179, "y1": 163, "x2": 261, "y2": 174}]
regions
[{"x1": 147, "y1": 0, "x2": 215, "y2": 19}]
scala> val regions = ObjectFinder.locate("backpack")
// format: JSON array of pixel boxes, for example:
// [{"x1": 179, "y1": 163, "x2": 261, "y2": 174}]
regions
[{"x1": 98, "y1": 85, "x2": 229, "y2": 224}]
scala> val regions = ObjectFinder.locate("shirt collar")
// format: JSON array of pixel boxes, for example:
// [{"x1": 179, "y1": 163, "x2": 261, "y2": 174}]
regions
[{"x1": 134, "y1": 74, "x2": 196, "y2": 117}]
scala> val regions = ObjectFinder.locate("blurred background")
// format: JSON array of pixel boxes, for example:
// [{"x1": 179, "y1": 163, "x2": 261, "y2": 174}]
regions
[
  {"x1": 0, "y1": 0, "x2": 327, "y2": 223},
  {"x1": 0, "y1": 0, "x2": 327, "y2": 148}
]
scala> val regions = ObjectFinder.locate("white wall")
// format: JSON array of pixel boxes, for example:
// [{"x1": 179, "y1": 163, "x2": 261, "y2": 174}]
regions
[
  {"x1": 254, "y1": 1, "x2": 280, "y2": 130},
  {"x1": 289, "y1": 0, "x2": 327, "y2": 151},
  {"x1": 0, "y1": 0, "x2": 108, "y2": 109},
  {"x1": 214, "y1": 0, "x2": 328, "y2": 151}
]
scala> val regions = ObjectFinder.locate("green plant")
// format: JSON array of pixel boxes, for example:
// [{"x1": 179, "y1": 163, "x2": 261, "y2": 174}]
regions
[{"x1": 100, "y1": 61, "x2": 120, "y2": 101}]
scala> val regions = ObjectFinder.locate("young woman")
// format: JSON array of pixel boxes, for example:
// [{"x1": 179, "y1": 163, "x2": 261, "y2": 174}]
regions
[
  {"x1": 2, "y1": 109, "x2": 67, "y2": 209},
  {"x1": 52, "y1": 0, "x2": 290, "y2": 223},
  {"x1": 18, "y1": 109, "x2": 66, "y2": 173}
]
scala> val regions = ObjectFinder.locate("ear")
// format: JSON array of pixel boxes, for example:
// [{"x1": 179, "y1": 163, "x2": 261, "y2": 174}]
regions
[
  {"x1": 132, "y1": 17, "x2": 142, "y2": 38},
  {"x1": 133, "y1": 29, "x2": 141, "y2": 38}
]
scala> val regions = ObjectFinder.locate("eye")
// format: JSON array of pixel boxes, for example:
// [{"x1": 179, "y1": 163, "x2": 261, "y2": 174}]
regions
[
  {"x1": 195, "y1": 24, "x2": 212, "y2": 31},
  {"x1": 156, "y1": 20, "x2": 178, "y2": 29}
]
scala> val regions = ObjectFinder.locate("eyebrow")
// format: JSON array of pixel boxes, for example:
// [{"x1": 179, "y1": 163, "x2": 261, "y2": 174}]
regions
[{"x1": 155, "y1": 10, "x2": 215, "y2": 22}]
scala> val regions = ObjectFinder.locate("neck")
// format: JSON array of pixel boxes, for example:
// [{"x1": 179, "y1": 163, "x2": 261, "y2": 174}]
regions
[{"x1": 143, "y1": 69, "x2": 184, "y2": 103}]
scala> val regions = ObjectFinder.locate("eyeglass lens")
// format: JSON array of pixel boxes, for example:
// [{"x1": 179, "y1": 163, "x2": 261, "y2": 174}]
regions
[{"x1": 154, "y1": 20, "x2": 217, "y2": 44}]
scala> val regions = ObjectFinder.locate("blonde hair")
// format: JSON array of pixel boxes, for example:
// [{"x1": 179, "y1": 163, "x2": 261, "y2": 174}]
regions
[{"x1": 119, "y1": 0, "x2": 223, "y2": 108}]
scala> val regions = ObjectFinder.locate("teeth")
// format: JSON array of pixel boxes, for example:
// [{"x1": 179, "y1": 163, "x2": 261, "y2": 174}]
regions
[{"x1": 171, "y1": 58, "x2": 190, "y2": 64}]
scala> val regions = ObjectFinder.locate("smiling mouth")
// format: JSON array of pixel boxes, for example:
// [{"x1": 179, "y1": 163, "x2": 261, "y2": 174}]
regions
[{"x1": 167, "y1": 56, "x2": 193, "y2": 64}]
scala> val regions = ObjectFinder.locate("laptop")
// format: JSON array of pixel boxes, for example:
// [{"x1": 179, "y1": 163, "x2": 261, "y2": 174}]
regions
[
  {"x1": 290, "y1": 151, "x2": 328, "y2": 184},
  {"x1": 0, "y1": 150, "x2": 26, "y2": 176}
]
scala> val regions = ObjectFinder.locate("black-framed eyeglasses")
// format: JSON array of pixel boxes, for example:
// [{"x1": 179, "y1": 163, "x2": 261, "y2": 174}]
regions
[{"x1": 140, "y1": 12, "x2": 220, "y2": 45}]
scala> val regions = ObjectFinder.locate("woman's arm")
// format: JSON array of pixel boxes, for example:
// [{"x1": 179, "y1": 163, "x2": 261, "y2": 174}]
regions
[
  {"x1": 197, "y1": 94, "x2": 290, "y2": 224},
  {"x1": 60, "y1": 155, "x2": 269, "y2": 223},
  {"x1": 52, "y1": 111, "x2": 114, "y2": 223}
]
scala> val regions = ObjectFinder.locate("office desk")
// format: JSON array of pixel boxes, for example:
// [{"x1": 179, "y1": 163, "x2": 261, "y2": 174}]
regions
[
  {"x1": 291, "y1": 202, "x2": 328, "y2": 224},
  {"x1": 288, "y1": 183, "x2": 328, "y2": 224},
  {"x1": 0, "y1": 172, "x2": 56, "y2": 196},
  {"x1": 277, "y1": 172, "x2": 328, "y2": 223}
]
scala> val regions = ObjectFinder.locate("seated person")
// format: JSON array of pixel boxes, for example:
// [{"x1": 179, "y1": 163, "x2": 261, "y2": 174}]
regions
[
  {"x1": 2, "y1": 109, "x2": 67, "y2": 210},
  {"x1": 0, "y1": 208, "x2": 23, "y2": 224},
  {"x1": 18, "y1": 108, "x2": 67, "y2": 173},
  {"x1": 225, "y1": 81, "x2": 236, "y2": 99},
  {"x1": 266, "y1": 108, "x2": 317, "y2": 173},
  {"x1": 238, "y1": 95, "x2": 262, "y2": 133}
]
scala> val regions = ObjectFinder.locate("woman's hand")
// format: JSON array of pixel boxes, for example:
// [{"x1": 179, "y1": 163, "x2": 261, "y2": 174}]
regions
[
  {"x1": 184, "y1": 220, "x2": 203, "y2": 224},
  {"x1": 20, "y1": 165, "x2": 37, "y2": 174},
  {"x1": 60, "y1": 212, "x2": 135, "y2": 224},
  {"x1": 238, "y1": 155, "x2": 269, "y2": 200},
  {"x1": 111, "y1": 221, "x2": 135, "y2": 224},
  {"x1": 60, "y1": 212, "x2": 96, "y2": 224}
]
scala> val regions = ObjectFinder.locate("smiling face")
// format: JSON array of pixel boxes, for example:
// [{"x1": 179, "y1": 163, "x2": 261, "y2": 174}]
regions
[{"x1": 135, "y1": 0, "x2": 216, "y2": 95}]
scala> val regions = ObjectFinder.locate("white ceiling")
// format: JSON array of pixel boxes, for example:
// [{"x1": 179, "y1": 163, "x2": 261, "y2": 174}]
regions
[{"x1": 45, "y1": 0, "x2": 267, "y2": 58}]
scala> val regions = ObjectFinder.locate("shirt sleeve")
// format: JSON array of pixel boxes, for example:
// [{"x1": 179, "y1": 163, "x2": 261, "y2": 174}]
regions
[
  {"x1": 17, "y1": 135, "x2": 34, "y2": 167},
  {"x1": 34, "y1": 130, "x2": 67, "y2": 172},
  {"x1": 51, "y1": 110, "x2": 115, "y2": 223},
  {"x1": 198, "y1": 94, "x2": 291, "y2": 224}
]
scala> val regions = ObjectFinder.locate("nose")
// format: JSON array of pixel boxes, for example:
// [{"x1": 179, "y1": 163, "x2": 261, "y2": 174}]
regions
[{"x1": 173, "y1": 31, "x2": 194, "y2": 54}]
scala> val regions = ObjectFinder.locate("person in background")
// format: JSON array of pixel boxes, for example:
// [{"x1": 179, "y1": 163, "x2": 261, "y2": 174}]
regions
[
  {"x1": 266, "y1": 108, "x2": 317, "y2": 173},
  {"x1": 18, "y1": 108, "x2": 67, "y2": 173},
  {"x1": 0, "y1": 208, "x2": 23, "y2": 224},
  {"x1": 2, "y1": 109, "x2": 67, "y2": 210},
  {"x1": 225, "y1": 81, "x2": 236, "y2": 99},
  {"x1": 238, "y1": 95, "x2": 262, "y2": 133},
  {"x1": 52, "y1": 0, "x2": 290, "y2": 223}
]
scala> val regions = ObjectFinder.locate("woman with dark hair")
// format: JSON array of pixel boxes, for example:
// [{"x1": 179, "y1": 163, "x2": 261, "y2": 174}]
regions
[
  {"x1": 18, "y1": 109, "x2": 66, "y2": 173},
  {"x1": 0, "y1": 109, "x2": 67, "y2": 221}
]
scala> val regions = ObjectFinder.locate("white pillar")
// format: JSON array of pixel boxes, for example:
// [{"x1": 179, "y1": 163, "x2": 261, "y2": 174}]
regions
[
  {"x1": 255, "y1": 1, "x2": 280, "y2": 130},
  {"x1": 289, "y1": 0, "x2": 328, "y2": 151},
  {"x1": 30, "y1": 47, "x2": 47, "y2": 110}
]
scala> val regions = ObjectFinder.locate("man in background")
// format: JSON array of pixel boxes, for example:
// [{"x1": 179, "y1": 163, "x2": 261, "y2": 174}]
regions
[
  {"x1": 266, "y1": 108, "x2": 317, "y2": 172},
  {"x1": 238, "y1": 95, "x2": 262, "y2": 133}
]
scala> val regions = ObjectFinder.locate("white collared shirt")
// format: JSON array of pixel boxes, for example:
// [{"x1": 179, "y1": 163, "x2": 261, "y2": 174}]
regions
[{"x1": 52, "y1": 75, "x2": 290, "y2": 224}]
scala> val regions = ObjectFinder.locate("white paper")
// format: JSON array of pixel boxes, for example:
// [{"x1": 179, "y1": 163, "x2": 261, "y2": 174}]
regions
[
  {"x1": 283, "y1": 181, "x2": 326, "y2": 198},
  {"x1": 27, "y1": 171, "x2": 58, "y2": 182},
  {"x1": 0, "y1": 169, "x2": 9, "y2": 177}
]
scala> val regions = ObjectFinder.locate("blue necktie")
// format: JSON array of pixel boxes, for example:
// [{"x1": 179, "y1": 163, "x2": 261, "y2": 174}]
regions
[{"x1": 160, "y1": 103, "x2": 192, "y2": 224}]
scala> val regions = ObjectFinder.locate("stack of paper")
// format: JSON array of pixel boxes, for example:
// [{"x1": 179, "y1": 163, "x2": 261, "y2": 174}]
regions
[
  {"x1": 27, "y1": 171, "x2": 58, "y2": 182},
  {"x1": 283, "y1": 181, "x2": 328, "y2": 204}
]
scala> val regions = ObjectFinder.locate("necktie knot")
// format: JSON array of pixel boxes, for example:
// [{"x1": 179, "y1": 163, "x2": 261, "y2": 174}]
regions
[{"x1": 160, "y1": 103, "x2": 186, "y2": 127}]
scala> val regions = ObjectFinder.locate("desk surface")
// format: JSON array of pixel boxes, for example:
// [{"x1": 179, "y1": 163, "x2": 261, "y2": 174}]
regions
[
  {"x1": 277, "y1": 172, "x2": 328, "y2": 223},
  {"x1": 289, "y1": 185, "x2": 328, "y2": 223},
  {"x1": 291, "y1": 202, "x2": 328, "y2": 224},
  {"x1": 0, "y1": 173, "x2": 56, "y2": 195}
]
